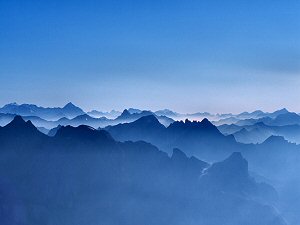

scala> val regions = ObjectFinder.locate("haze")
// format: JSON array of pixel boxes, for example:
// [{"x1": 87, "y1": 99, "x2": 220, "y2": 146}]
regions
[{"x1": 0, "y1": 0, "x2": 299, "y2": 113}]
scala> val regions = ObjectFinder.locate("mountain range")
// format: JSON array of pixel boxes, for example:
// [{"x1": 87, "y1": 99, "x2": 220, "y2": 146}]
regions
[
  {"x1": 2, "y1": 102, "x2": 300, "y2": 146},
  {"x1": 0, "y1": 116, "x2": 286, "y2": 225}
]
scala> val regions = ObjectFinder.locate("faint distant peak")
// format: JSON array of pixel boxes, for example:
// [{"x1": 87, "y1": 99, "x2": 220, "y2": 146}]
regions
[
  {"x1": 63, "y1": 102, "x2": 77, "y2": 109},
  {"x1": 155, "y1": 109, "x2": 178, "y2": 117},
  {"x1": 273, "y1": 108, "x2": 289, "y2": 114},
  {"x1": 127, "y1": 108, "x2": 142, "y2": 114},
  {"x1": 279, "y1": 108, "x2": 289, "y2": 112}
]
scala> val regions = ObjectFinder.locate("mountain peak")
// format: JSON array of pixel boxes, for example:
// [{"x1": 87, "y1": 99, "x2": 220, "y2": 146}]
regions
[
  {"x1": 4, "y1": 115, "x2": 38, "y2": 133},
  {"x1": 224, "y1": 152, "x2": 245, "y2": 164},
  {"x1": 11, "y1": 115, "x2": 26, "y2": 124},
  {"x1": 119, "y1": 109, "x2": 131, "y2": 118},
  {"x1": 61, "y1": 102, "x2": 85, "y2": 117},
  {"x1": 203, "y1": 152, "x2": 249, "y2": 184},
  {"x1": 211, "y1": 152, "x2": 248, "y2": 175},
  {"x1": 63, "y1": 102, "x2": 77, "y2": 109},
  {"x1": 200, "y1": 118, "x2": 214, "y2": 127},
  {"x1": 55, "y1": 125, "x2": 114, "y2": 143},
  {"x1": 171, "y1": 148, "x2": 188, "y2": 160},
  {"x1": 134, "y1": 115, "x2": 160, "y2": 125},
  {"x1": 263, "y1": 135, "x2": 287, "y2": 145},
  {"x1": 273, "y1": 108, "x2": 289, "y2": 115},
  {"x1": 280, "y1": 108, "x2": 288, "y2": 112}
]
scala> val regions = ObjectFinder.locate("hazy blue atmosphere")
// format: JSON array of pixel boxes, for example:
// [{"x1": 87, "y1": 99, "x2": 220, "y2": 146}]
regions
[
  {"x1": 1, "y1": 0, "x2": 299, "y2": 113},
  {"x1": 2, "y1": 1, "x2": 300, "y2": 225}
]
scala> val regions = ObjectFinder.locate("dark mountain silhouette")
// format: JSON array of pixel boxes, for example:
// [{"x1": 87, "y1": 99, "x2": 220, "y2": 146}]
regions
[
  {"x1": 104, "y1": 113, "x2": 300, "y2": 224},
  {"x1": 114, "y1": 109, "x2": 174, "y2": 127},
  {"x1": 106, "y1": 116, "x2": 241, "y2": 161},
  {"x1": 57, "y1": 114, "x2": 109, "y2": 127},
  {"x1": 0, "y1": 115, "x2": 45, "y2": 138},
  {"x1": 0, "y1": 116, "x2": 285, "y2": 225},
  {"x1": 0, "y1": 109, "x2": 175, "y2": 130},
  {"x1": 105, "y1": 115, "x2": 166, "y2": 144}
]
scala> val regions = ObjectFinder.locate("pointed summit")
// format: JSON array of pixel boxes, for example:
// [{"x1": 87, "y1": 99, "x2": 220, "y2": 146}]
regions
[
  {"x1": 206, "y1": 152, "x2": 248, "y2": 178},
  {"x1": 122, "y1": 109, "x2": 130, "y2": 116},
  {"x1": 9, "y1": 115, "x2": 26, "y2": 125},
  {"x1": 270, "y1": 108, "x2": 289, "y2": 118},
  {"x1": 5, "y1": 115, "x2": 36, "y2": 130},
  {"x1": 200, "y1": 118, "x2": 214, "y2": 127},
  {"x1": 61, "y1": 102, "x2": 85, "y2": 118},
  {"x1": 171, "y1": 148, "x2": 188, "y2": 161},
  {"x1": 116, "y1": 109, "x2": 131, "y2": 120},
  {"x1": 202, "y1": 152, "x2": 249, "y2": 188},
  {"x1": 0, "y1": 115, "x2": 45, "y2": 140},
  {"x1": 134, "y1": 115, "x2": 161, "y2": 125},
  {"x1": 55, "y1": 125, "x2": 114, "y2": 144},
  {"x1": 278, "y1": 108, "x2": 289, "y2": 113},
  {"x1": 63, "y1": 102, "x2": 77, "y2": 109}
]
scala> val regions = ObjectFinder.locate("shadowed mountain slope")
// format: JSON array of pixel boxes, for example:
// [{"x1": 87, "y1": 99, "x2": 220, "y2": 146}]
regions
[
  {"x1": 0, "y1": 116, "x2": 285, "y2": 225},
  {"x1": 106, "y1": 116, "x2": 241, "y2": 161}
]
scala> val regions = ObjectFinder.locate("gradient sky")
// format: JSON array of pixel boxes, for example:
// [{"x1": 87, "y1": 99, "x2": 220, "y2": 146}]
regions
[{"x1": 0, "y1": 0, "x2": 299, "y2": 113}]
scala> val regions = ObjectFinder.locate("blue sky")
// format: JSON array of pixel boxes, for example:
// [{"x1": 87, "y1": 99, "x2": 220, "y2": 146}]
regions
[{"x1": 0, "y1": 0, "x2": 299, "y2": 113}]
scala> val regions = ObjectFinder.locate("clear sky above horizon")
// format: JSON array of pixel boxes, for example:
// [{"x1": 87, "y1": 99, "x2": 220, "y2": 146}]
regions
[{"x1": 0, "y1": 0, "x2": 299, "y2": 113}]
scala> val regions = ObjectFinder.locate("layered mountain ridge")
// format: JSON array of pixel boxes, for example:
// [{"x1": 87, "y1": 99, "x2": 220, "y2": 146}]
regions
[{"x1": 0, "y1": 116, "x2": 286, "y2": 225}]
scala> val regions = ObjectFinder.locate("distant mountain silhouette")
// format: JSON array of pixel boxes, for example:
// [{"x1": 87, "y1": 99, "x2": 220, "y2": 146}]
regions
[
  {"x1": 87, "y1": 109, "x2": 121, "y2": 119},
  {"x1": 155, "y1": 109, "x2": 179, "y2": 117},
  {"x1": 105, "y1": 115, "x2": 166, "y2": 147},
  {"x1": 114, "y1": 109, "x2": 174, "y2": 127},
  {"x1": 213, "y1": 108, "x2": 292, "y2": 126},
  {"x1": 127, "y1": 108, "x2": 142, "y2": 114},
  {"x1": 0, "y1": 102, "x2": 85, "y2": 120},
  {"x1": 104, "y1": 113, "x2": 300, "y2": 223},
  {"x1": 61, "y1": 102, "x2": 86, "y2": 118},
  {"x1": 219, "y1": 118, "x2": 300, "y2": 144},
  {"x1": 0, "y1": 116, "x2": 285, "y2": 225},
  {"x1": 106, "y1": 116, "x2": 240, "y2": 160},
  {"x1": 232, "y1": 111, "x2": 300, "y2": 127},
  {"x1": 233, "y1": 127, "x2": 273, "y2": 144}
]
